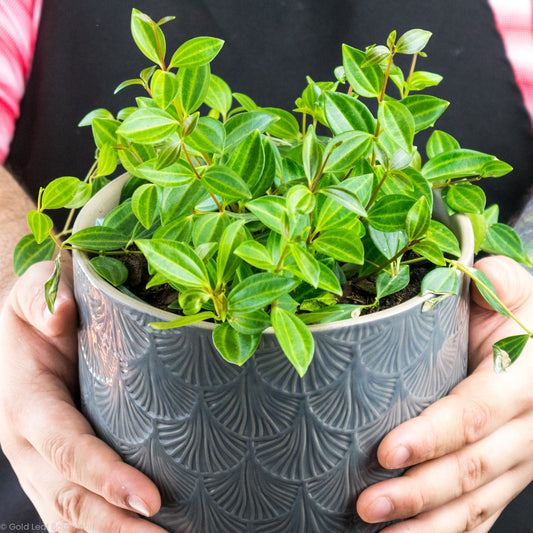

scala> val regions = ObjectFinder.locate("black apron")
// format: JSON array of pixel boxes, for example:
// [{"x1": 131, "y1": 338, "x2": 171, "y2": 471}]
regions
[{"x1": 3, "y1": 0, "x2": 533, "y2": 530}]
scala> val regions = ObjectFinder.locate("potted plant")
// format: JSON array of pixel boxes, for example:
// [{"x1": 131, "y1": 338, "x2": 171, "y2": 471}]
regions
[{"x1": 13, "y1": 9, "x2": 532, "y2": 532}]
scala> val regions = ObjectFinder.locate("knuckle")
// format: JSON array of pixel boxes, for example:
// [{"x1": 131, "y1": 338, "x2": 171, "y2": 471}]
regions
[
  {"x1": 465, "y1": 499, "x2": 491, "y2": 530},
  {"x1": 457, "y1": 453, "x2": 488, "y2": 493},
  {"x1": 462, "y1": 400, "x2": 490, "y2": 444},
  {"x1": 54, "y1": 485, "x2": 85, "y2": 524},
  {"x1": 44, "y1": 436, "x2": 77, "y2": 480}
]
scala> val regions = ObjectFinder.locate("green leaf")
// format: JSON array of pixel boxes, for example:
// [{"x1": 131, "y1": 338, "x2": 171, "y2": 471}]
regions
[
  {"x1": 406, "y1": 196, "x2": 431, "y2": 240},
  {"x1": 205, "y1": 74, "x2": 232, "y2": 116},
  {"x1": 97, "y1": 143, "x2": 118, "y2": 177},
  {"x1": 362, "y1": 44, "x2": 391, "y2": 67},
  {"x1": 90, "y1": 256, "x2": 129, "y2": 287},
  {"x1": 180, "y1": 113, "x2": 200, "y2": 139},
  {"x1": 150, "y1": 70, "x2": 179, "y2": 109},
  {"x1": 480, "y1": 159, "x2": 513, "y2": 178},
  {"x1": 376, "y1": 264, "x2": 410, "y2": 299},
  {"x1": 224, "y1": 111, "x2": 276, "y2": 151},
  {"x1": 493, "y1": 334, "x2": 531, "y2": 372},
  {"x1": 228, "y1": 309, "x2": 271, "y2": 335},
  {"x1": 150, "y1": 311, "x2": 216, "y2": 330},
  {"x1": 482, "y1": 223, "x2": 532, "y2": 266},
  {"x1": 27, "y1": 210, "x2": 53, "y2": 244},
  {"x1": 407, "y1": 71, "x2": 443, "y2": 92},
  {"x1": 226, "y1": 130, "x2": 265, "y2": 192},
  {"x1": 426, "y1": 220, "x2": 461, "y2": 257},
  {"x1": 289, "y1": 244, "x2": 321, "y2": 287},
  {"x1": 153, "y1": 215, "x2": 193, "y2": 242},
  {"x1": 299, "y1": 303, "x2": 362, "y2": 324},
  {"x1": 66, "y1": 227, "x2": 130, "y2": 251},
  {"x1": 137, "y1": 160, "x2": 196, "y2": 187},
  {"x1": 368, "y1": 227, "x2": 408, "y2": 259},
  {"x1": 212, "y1": 323, "x2": 260, "y2": 366},
  {"x1": 117, "y1": 107, "x2": 177, "y2": 144},
  {"x1": 412, "y1": 239, "x2": 446, "y2": 265},
  {"x1": 302, "y1": 125, "x2": 323, "y2": 185},
  {"x1": 262, "y1": 107, "x2": 300, "y2": 140},
  {"x1": 131, "y1": 9, "x2": 166, "y2": 68},
  {"x1": 234, "y1": 241, "x2": 274, "y2": 270},
  {"x1": 186, "y1": 116, "x2": 226, "y2": 154},
  {"x1": 342, "y1": 45, "x2": 384, "y2": 98},
  {"x1": 132, "y1": 183, "x2": 160, "y2": 229},
  {"x1": 324, "y1": 91, "x2": 375, "y2": 135},
  {"x1": 401, "y1": 95, "x2": 449, "y2": 132},
  {"x1": 227, "y1": 272, "x2": 299, "y2": 314},
  {"x1": 426, "y1": 130, "x2": 461, "y2": 159},
  {"x1": 13, "y1": 234, "x2": 56, "y2": 276},
  {"x1": 44, "y1": 255, "x2": 62, "y2": 313},
  {"x1": 312, "y1": 229, "x2": 364, "y2": 264},
  {"x1": 41, "y1": 176, "x2": 85, "y2": 209},
  {"x1": 178, "y1": 288, "x2": 211, "y2": 315},
  {"x1": 423, "y1": 149, "x2": 495, "y2": 181},
  {"x1": 216, "y1": 221, "x2": 247, "y2": 284},
  {"x1": 175, "y1": 64, "x2": 211, "y2": 115},
  {"x1": 367, "y1": 194, "x2": 415, "y2": 232},
  {"x1": 202, "y1": 165, "x2": 252, "y2": 203},
  {"x1": 395, "y1": 29, "x2": 432, "y2": 54},
  {"x1": 378, "y1": 100, "x2": 415, "y2": 153},
  {"x1": 465, "y1": 266, "x2": 510, "y2": 318},
  {"x1": 246, "y1": 196, "x2": 287, "y2": 234},
  {"x1": 286, "y1": 185, "x2": 316, "y2": 217},
  {"x1": 169, "y1": 36, "x2": 224, "y2": 68},
  {"x1": 445, "y1": 183, "x2": 486, "y2": 214},
  {"x1": 324, "y1": 131, "x2": 374, "y2": 172},
  {"x1": 271, "y1": 305, "x2": 314, "y2": 377},
  {"x1": 136, "y1": 239, "x2": 210, "y2": 289},
  {"x1": 421, "y1": 267, "x2": 460, "y2": 295},
  {"x1": 316, "y1": 262, "x2": 343, "y2": 295},
  {"x1": 318, "y1": 185, "x2": 367, "y2": 216},
  {"x1": 192, "y1": 212, "x2": 229, "y2": 247},
  {"x1": 78, "y1": 108, "x2": 114, "y2": 127},
  {"x1": 92, "y1": 117, "x2": 120, "y2": 149}
]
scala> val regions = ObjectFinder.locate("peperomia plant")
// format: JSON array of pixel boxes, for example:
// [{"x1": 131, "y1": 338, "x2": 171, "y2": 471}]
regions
[{"x1": 14, "y1": 9, "x2": 533, "y2": 376}]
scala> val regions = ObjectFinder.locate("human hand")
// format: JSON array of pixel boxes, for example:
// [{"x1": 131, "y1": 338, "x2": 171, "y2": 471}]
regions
[
  {"x1": 356, "y1": 256, "x2": 533, "y2": 533},
  {"x1": 0, "y1": 259, "x2": 167, "y2": 533}
]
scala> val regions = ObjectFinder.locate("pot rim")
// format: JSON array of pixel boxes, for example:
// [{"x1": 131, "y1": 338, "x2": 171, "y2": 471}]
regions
[{"x1": 73, "y1": 174, "x2": 474, "y2": 333}]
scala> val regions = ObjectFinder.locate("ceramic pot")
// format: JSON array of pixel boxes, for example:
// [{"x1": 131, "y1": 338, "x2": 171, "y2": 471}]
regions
[{"x1": 73, "y1": 175, "x2": 474, "y2": 533}]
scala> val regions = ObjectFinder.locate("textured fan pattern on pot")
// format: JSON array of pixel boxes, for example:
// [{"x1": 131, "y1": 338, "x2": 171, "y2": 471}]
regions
[{"x1": 75, "y1": 259, "x2": 469, "y2": 533}]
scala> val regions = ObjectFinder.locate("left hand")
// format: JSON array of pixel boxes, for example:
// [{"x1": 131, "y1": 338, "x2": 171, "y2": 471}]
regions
[{"x1": 356, "y1": 256, "x2": 533, "y2": 532}]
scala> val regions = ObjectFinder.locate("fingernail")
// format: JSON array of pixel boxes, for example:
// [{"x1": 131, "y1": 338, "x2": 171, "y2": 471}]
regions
[
  {"x1": 127, "y1": 494, "x2": 151, "y2": 517},
  {"x1": 387, "y1": 445, "x2": 410, "y2": 468},
  {"x1": 367, "y1": 496, "x2": 393, "y2": 521}
]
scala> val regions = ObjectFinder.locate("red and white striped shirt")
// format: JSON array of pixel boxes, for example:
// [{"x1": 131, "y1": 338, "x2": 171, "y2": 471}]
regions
[{"x1": 0, "y1": 0, "x2": 531, "y2": 163}]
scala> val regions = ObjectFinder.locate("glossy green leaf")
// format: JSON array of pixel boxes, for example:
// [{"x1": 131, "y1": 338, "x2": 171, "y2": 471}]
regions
[
  {"x1": 406, "y1": 196, "x2": 431, "y2": 240},
  {"x1": 202, "y1": 165, "x2": 252, "y2": 203},
  {"x1": 41, "y1": 176, "x2": 84, "y2": 209},
  {"x1": 131, "y1": 9, "x2": 166, "y2": 68},
  {"x1": 192, "y1": 212, "x2": 229, "y2": 247},
  {"x1": 493, "y1": 334, "x2": 531, "y2": 372},
  {"x1": 96, "y1": 143, "x2": 118, "y2": 177},
  {"x1": 421, "y1": 267, "x2": 460, "y2": 295},
  {"x1": 324, "y1": 91, "x2": 375, "y2": 135},
  {"x1": 150, "y1": 311, "x2": 216, "y2": 330},
  {"x1": 316, "y1": 262, "x2": 343, "y2": 295},
  {"x1": 362, "y1": 45, "x2": 391, "y2": 67},
  {"x1": 422, "y1": 149, "x2": 495, "y2": 181},
  {"x1": 175, "y1": 64, "x2": 211, "y2": 115},
  {"x1": 426, "y1": 220, "x2": 461, "y2": 257},
  {"x1": 132, "y1": 183, "x2": 160, "y2": 229},
  {"x1": 480, "y1": 159, "x2": 513, "y2": 178},
  {"x1": 78, "y1": 108, "x2": 114, "y2": 127},
  {"x1": 465, "y1": 266, "x2": 510, "y2": 318},
  {"x1": 226, "y1": 130, "x2": 265, "y2": 191},
  {"x1": 13, "y1": 234, "x2": 56, "y2": 276},
  {"x1": 378, "y1": 100, "x2": 415, "y2": 153},
  {"x1": 299, "y1": 303, "x2": 362, "y2": 324},
  {"x1": 150, "y1": 70, "x2": 179, "y2": 109},
  {"x1": 426, "y1": 130, "x2": 461, "y2": 159},
  {"x1": 368, "y1": 227, "x2": 408, "y2": 259},
  {"x1": 224, "y1": 111, "x2": 276, "y2": 152},
  {"x1": 136, "y1": 239, "x2": 211, "y2": 289},
  {"x1": 44, "y1": 254, "x2": 62, "y2": 313},
  {"x1": 318, "y1": 185, "x2": 367, "y2": 217},
  {"x1": 186, "y1": 116, "x2": 226, "y2": 154},
  {"x1": 376, "y1": 264, "x2": 410, "y2": 299},
  {"x1": 205, "y1": 74, "x2": 232, "y2": 115},
  {"x1": 325, "y1": 131, "x2": 374, "y2": 172},
  {"x1": 137, "y1": 160, "x2": 196, "y2": 187},
  {"x1": 342, "y1": 45, "x2": 384, "y2": 98},
  {"x1": 367, "y1": 194, "x2": 415, "y2": 232},
  {"x1": 445, "y1": 183, "x2": 486, "y2": 214},
  {"x1": 212, "y1": 322, "x2": 261, "y2": 365},
  {"x1": 227, "y1": 272, "x2": 299, "y2": 314},
  {"x1": 216, "y1": 221, "x2": 248, "y2": 284},
  {"x1": 169, "y1": 36, "x2": 224, "y2": 68},
  {"x1": 234, "y1": 241, "x2": 274, "y2": 270},
  {"x1": 286, "y1": 185, "x2": 316, "y2": 217},
  {"x1": 289, "y1": 244, "x2": 321, "y2": 287},
  {"x1": 90, "y1": 256, "x2": 129, "y2": 287},
  {"x1": 271, "y1": 305, "x2": 314, "y2": 377},
  {"x1": 262, "y1": 107, "x2": 300, "y2": 139},
  {"x1": 395, "y1": 29, "x2": 432, "y2": 54},
  {"x1": 246, "y1": 196, "x2": 287, "y2": 234},
  {"x1": 178, "y1": 288, "x2": 211, "y2": 315},
  {"x1": 117, "y1": 107, "x2": 177, "y2": 144},
  {"x1": 401, "y1": 95, "x2": 449, "y2": 132},
  {"x1": 156, "y1": 139, "x2": 182, "y2": 169},
  {"x1": 482, "y1": 223, "x2": 532, "y2": 266},
  {"x1": 407, "y1": 71, "x2": 443, "y2": 92},
  {"x1": 312, "y1": 230, "x2": 364, "y2": 264},
  {"x1": 153, "y1": 215, "x2": 193, "y2": 242},
  {"x1": 27, "y1": 210, "x2": 53, "y2": 244},
  {"x1": 302, "y1": 125, "x2": 323, "y2": 184},
  {"x1": 228, "y1": 309, "x2": 271, "y2": 335},
  {"x1": 66, "y1": 227, "x2": 130, "y2": 251},
  {"x1": 412, "y1": 239, "x2": 446, "y2": 265}
]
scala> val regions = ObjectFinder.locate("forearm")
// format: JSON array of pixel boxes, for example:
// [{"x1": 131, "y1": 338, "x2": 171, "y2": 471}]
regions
[{"x1": 0, "y1": 165, "x2": 36, "y2": 303}]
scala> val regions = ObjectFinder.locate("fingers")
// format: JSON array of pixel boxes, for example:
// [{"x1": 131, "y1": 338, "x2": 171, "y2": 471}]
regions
[
  {"x1": 13, "y1": 444, "x2": 167, "y2": 533},
  {"x1": 357, "y1": 412, "x2": 533, "y2": 523}
]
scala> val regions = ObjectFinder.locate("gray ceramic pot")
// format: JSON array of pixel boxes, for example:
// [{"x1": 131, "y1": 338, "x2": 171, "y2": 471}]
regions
[{"x1": 73, "y1": 175, "x2": 473, "y2": 533}]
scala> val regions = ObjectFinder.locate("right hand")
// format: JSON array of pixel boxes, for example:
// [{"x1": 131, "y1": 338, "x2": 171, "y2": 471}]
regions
[{"x1": 0, "y1": 259, "x2": 167, "y2": 533}]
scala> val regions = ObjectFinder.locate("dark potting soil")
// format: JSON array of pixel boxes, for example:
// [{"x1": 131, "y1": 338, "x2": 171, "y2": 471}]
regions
[{"x1": 118, "y1": 251, "x2": 433, "y2": 318}]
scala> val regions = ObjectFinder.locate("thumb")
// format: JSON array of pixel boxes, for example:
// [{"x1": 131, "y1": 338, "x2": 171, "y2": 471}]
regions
[
  {"x1": 471, "y1": 255, "x2": 533, "y2": 312},
  {"x1": 10, "y1": 257, "x2": 77, "y2": 339}
]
